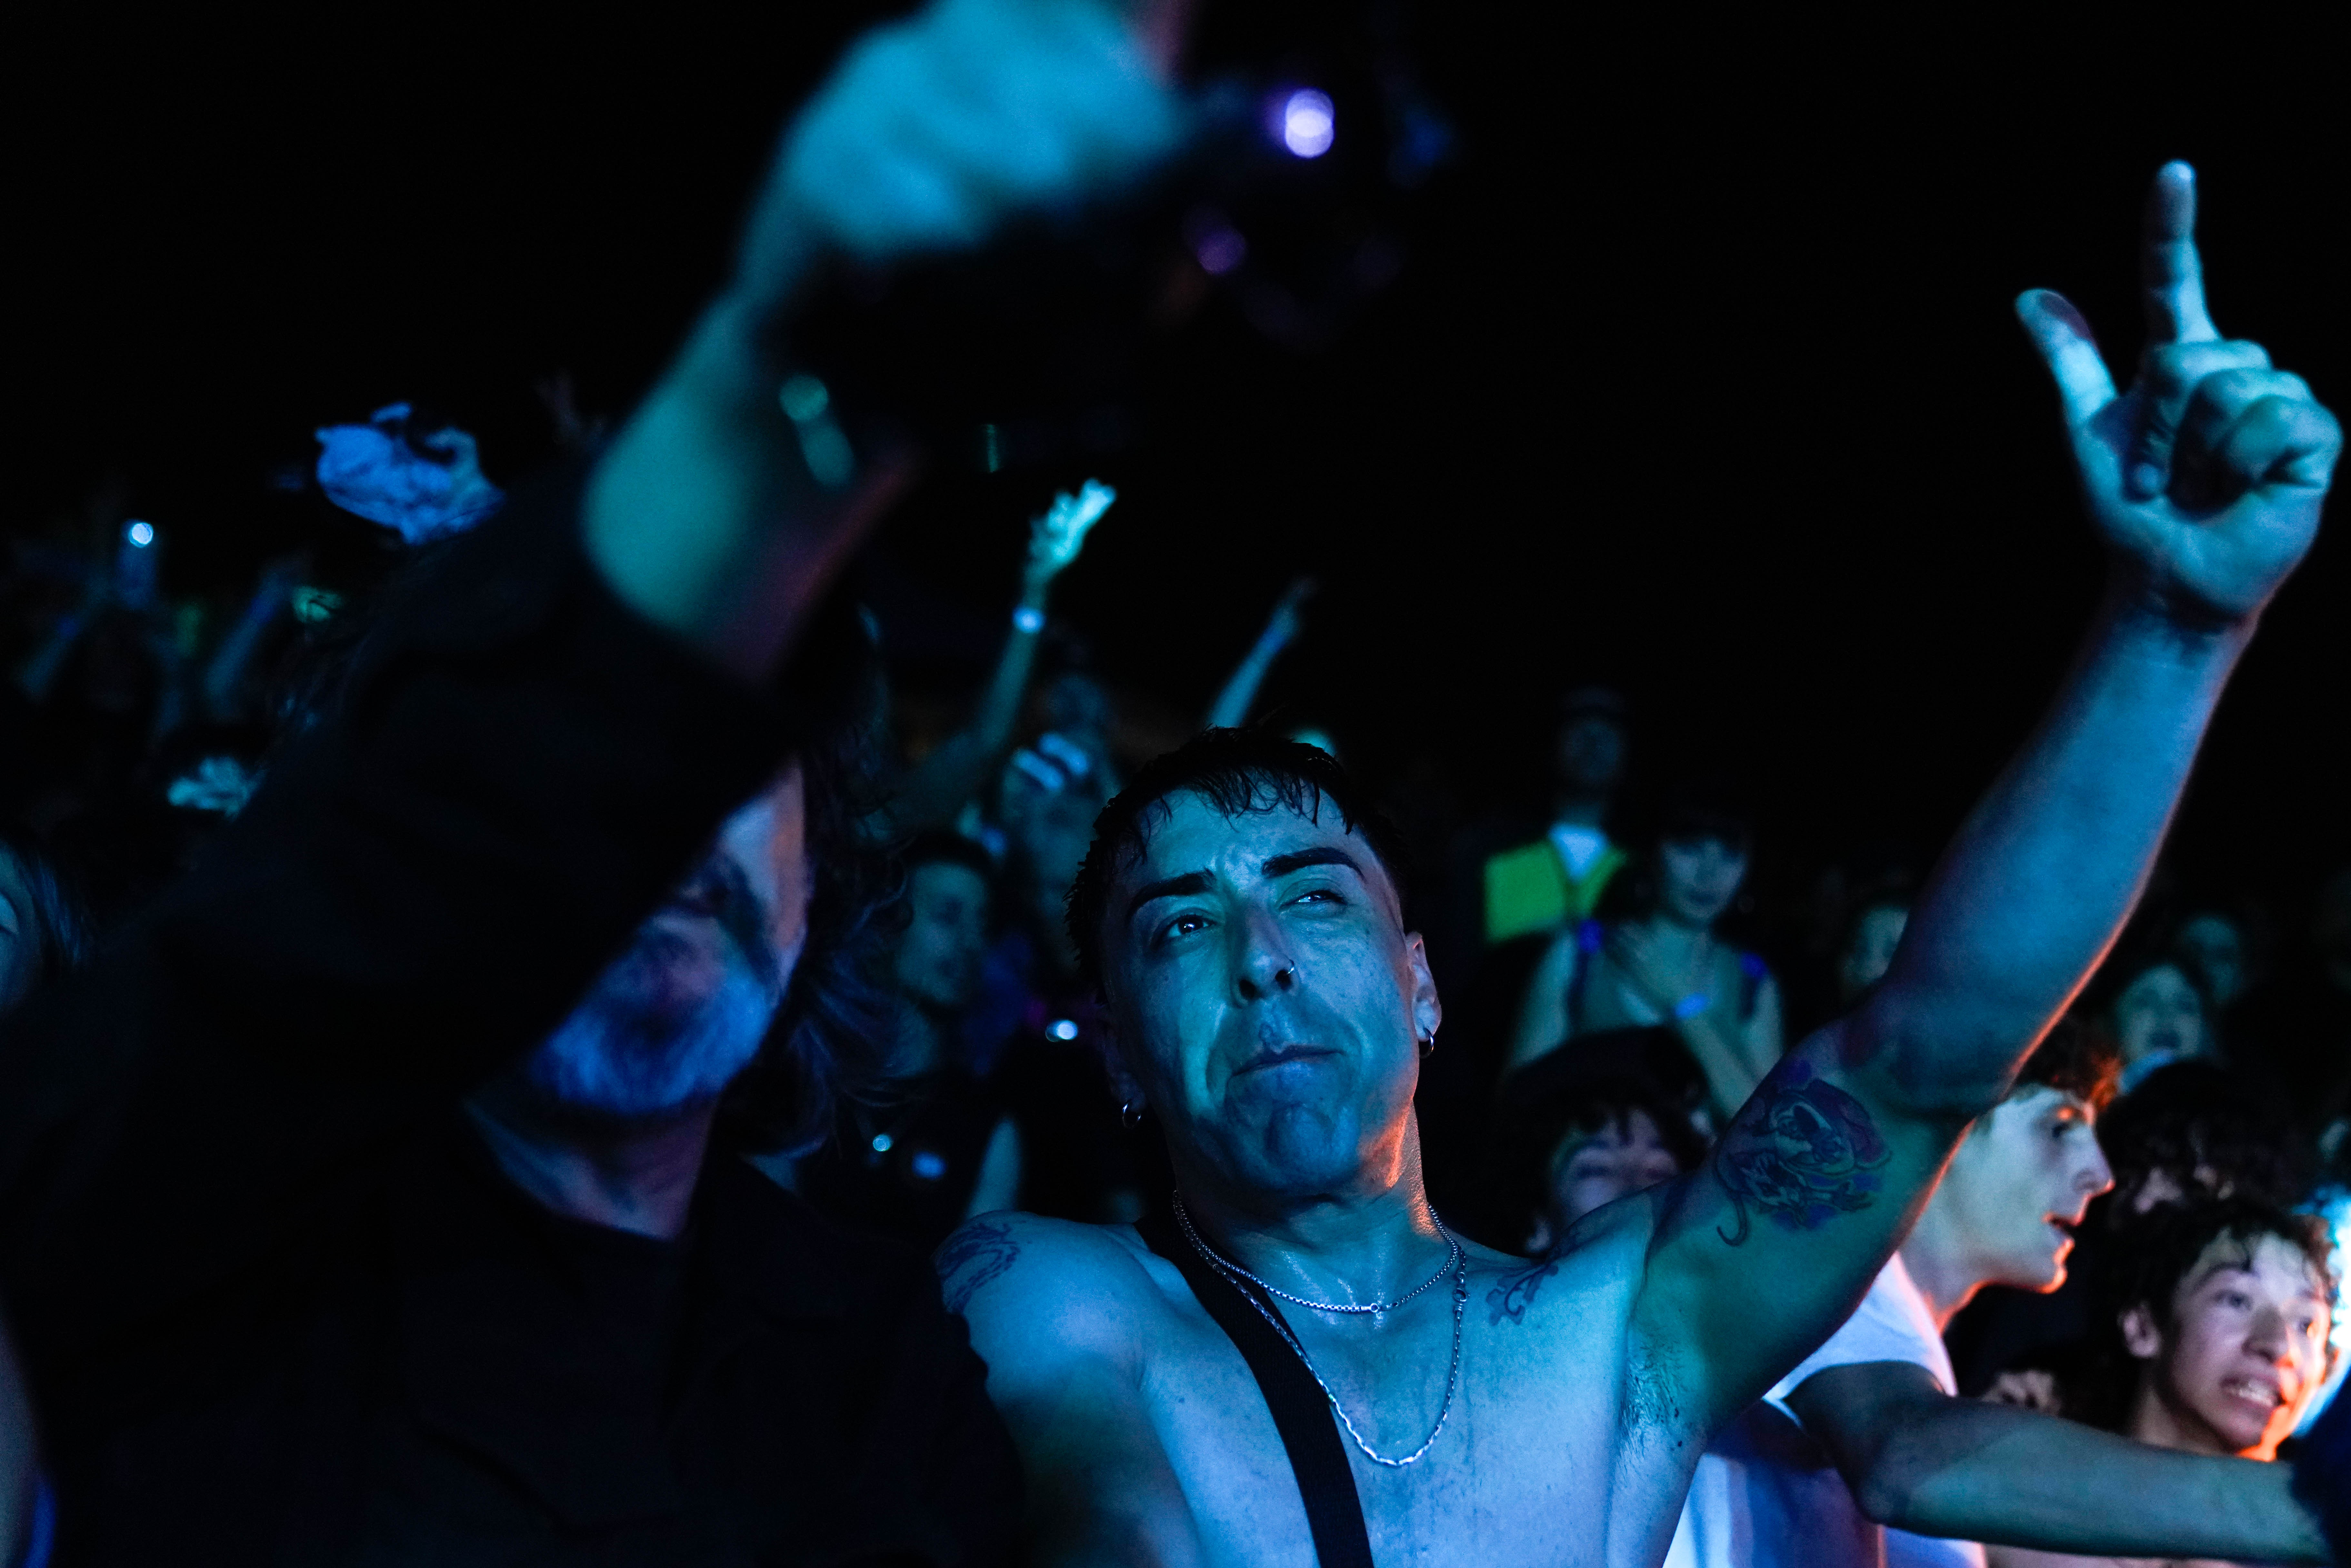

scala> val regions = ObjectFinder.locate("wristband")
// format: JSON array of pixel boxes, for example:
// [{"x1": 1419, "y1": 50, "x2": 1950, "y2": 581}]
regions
[{"x1": 1012, "y1": 605, "x2": 1046, "y2": 634}]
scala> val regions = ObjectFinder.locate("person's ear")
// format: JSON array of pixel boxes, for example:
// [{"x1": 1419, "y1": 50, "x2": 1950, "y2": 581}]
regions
[
  {"x1": 2120, "y1": 1303, "x2": 2165, "y2": 1361},
  {"x1": 1405, "y1": 933, "x2": 1443, "y2": 1049},
  {"x1": 1096, "y1": 1015, "x2": 1146, "y2": 1112}
]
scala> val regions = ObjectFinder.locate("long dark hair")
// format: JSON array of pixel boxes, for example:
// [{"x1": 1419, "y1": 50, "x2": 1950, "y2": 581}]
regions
[
  {"x1": 1, "y1": 825, "x2": 96, "y2": 1001},
  {"x1": 715, "y1": 591, "x2": 899, "y2": 1155}
]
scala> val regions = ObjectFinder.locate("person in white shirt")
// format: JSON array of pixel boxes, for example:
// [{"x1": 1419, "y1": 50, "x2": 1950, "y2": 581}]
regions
[{"x1": 1671, "y1": 1023, "x2": 2326, "y2": 1566}]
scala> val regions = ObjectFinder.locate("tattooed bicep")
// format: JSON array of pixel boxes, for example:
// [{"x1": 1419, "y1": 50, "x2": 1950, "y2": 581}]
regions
[
  {"x1": 1708, "y1": 1056, "x2": 1890, "y2": 1246},
  {"x1": 935, "y1": 1218, "x2": 1021, "y2": 1314}
]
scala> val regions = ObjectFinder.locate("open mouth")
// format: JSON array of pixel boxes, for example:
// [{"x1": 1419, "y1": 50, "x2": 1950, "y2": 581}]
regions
[{"x1": 2220, "y1": 1377, "x2": 2286, "y2": 1411}]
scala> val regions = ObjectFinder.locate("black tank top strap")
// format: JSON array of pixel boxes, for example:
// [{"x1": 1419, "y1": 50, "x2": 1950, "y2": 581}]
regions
[{"x1": 1134, "y1": 1204, "x2": 1375, "y2": 1568}]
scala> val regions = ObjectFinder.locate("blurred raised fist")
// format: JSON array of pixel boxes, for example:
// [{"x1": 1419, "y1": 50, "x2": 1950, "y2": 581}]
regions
[
  {"x1": 1025, "y1": 478, "x2": 1117, "y2": 586},
  {"x1": 739, "y1": 0, "x2": 1185, "y2": 303},
  {"x1": 2017, "y1": 163, "x2": 2340, "y2": 628}
]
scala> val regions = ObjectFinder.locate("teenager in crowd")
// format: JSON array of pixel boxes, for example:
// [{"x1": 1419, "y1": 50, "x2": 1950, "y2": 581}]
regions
[
  {"x1": 1989, "y1": 1199, "x2": 2338, "y2": 1568},
  {"x1": 1485, "y1": 1027, "x2": 1708, "y2": 1255},
  {"x1": 1668, "y1": 1025, "x2": 2338, "y2": 1567}
]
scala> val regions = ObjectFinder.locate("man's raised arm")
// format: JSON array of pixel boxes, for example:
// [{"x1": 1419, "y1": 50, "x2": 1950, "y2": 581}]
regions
[{"x1": 1633, "y1": 163, "x2": 2340, "y2": 1435}]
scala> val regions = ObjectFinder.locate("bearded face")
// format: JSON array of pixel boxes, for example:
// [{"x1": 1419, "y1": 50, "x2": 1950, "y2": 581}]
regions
[{"x1": 523, "y1": 769, "x2": 812, "y2": 1120}]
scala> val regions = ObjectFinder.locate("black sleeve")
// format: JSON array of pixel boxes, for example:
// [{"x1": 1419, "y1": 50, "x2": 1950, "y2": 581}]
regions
[{"x1": 0, "y1": 470, "x2": 806, "y2": 1364}]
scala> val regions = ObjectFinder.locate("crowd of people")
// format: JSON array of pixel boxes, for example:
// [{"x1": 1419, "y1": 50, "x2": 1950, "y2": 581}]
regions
[{"x1": 2, "y1": 1, "x2": 2348, "y2": 1564}]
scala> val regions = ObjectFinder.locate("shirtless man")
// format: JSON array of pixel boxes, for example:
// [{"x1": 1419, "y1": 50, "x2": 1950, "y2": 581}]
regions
[{"x1": 939, "y1": 163, "x2": 2343, "y2": 1567}]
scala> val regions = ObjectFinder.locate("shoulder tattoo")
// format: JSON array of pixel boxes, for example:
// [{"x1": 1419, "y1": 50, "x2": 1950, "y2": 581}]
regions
[
  {"x1": 936, "y1": 1218, "x2": 1021, "y2": 1314},
  {"x1": 1486, "y1": 1254, "x2": 1561, "y2": 1326},
  {"x1": 1710, "y1": 1056, "x2": 1889, "y2": 1245}
]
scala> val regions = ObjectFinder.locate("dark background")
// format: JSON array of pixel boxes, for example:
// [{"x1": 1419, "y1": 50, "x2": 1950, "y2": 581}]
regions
[{"x1": 6, "y1": 4, "x2": 2346, "y2": 935}]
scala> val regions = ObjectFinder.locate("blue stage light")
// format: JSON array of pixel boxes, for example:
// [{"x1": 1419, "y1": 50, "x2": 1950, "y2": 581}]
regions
[{"x1": 1281, "y1": 90, "x2": 1334, "y2": 159}]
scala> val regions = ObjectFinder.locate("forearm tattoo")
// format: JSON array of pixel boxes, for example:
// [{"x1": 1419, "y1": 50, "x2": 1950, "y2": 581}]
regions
[
  {"x1": 936, "y1": 1219, "x2": 1020, "y2": 1314},
  {"x1": 1710, "y1": 1057, "x2": 1889, "y2": 1245}
]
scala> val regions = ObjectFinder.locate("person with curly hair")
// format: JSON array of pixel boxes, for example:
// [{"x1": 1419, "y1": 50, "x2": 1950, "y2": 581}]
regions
[{"x1": 1988, "y1": 1199, "x2": 2338, "y2": 1568}]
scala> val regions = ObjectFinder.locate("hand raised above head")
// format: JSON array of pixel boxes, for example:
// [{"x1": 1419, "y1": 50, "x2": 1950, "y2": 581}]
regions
[
  {"x1": 1027, "y1": 478, "x2": 1117, "y2": 583},
  {"x1": 740, "y1": 0, "x2": 1189, "y2": 305},
  {"x1": 2016, "y1": 163, "x2": 2340, "y2": 628}
]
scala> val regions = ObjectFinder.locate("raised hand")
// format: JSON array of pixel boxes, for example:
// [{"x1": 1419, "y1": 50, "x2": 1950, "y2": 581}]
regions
[
  {"x1": 1262, "y1": 575, "x2": 1317, "y2": 649},
  {"x1": 2016, "y1": 163, "x2": 2340, "y2": 627},
  {"x1": 739, "y1": 0, "x2": 1186, "y2": 304},
  {"x1": 1025, "y1": 478, "x2": 1117, "y2": 589}
]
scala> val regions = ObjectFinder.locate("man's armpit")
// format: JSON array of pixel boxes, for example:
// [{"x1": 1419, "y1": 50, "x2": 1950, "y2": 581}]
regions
[
  {"x1": 1708, "y1": 1055, "x2": 1890, "y2": 1245},
  {"x1": 936, "y1": 1217, "x2": 1021, "y2": 1314}
]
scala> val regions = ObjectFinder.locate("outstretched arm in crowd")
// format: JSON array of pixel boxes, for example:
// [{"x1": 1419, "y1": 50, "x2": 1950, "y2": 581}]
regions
[
  {"x1": 1203, "y1": 575, "x2": 1312, "y2": 730},
  {"x1": 1628, "y1": 164, "x2": 2340, "y2": 1442},
  {"x1": 1789, "y1": 1363, "x2": 2327, "y2": 1561},
  {"x1": 889, "y1": 481, "x2": 1117, "y2": 831}
]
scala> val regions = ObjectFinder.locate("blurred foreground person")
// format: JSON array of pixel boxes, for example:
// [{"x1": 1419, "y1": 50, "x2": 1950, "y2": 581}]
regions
[
  {"x1": 937, "y1": 164, "x2": 2345, "y2": 1566},
  {"x1": 0, "y1": 0, "x2": 1188, "y2": 1560},
  {"x1": 1508, "y1": 795, "x2": 1782, "y2": 1126},
  {"x1": 1668, "y1": 1026, "x2": 2336, "y2": 1567},
  {"x1": 1988, "y1": 1200, "x2": 2338, "y2": 1568},
  {"x1": 0, "y1": 832, "x2": 84, "y2": 1565}
]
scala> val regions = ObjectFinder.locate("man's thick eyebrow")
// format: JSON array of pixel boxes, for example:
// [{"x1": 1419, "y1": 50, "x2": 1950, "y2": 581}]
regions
[
  {"x1": 1263, "y1": 847, "x2": 1365, "y2": 880},
  {"x1": 1127, "y1": 870, "x2": 1212, "y2": 921}
]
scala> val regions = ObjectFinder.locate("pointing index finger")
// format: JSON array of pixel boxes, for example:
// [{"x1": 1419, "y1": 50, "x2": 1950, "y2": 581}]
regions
[{"x1": 2142, "y1": 161, "x2": 2219, "y2": 346}]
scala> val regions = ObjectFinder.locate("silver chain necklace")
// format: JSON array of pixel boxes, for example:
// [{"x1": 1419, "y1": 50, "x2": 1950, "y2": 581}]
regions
[{"x1": 1172, "y1": 1193, "x2": 1468, "y2": 1468}]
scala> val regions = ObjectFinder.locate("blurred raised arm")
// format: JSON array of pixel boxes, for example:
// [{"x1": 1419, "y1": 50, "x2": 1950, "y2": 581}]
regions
[
  {"x1": 1204, "y1": 575, "x2": 1313, "y2": 730},
  {"x1": 889, "y1": 481, "x2": 1117, "y2": 831}
]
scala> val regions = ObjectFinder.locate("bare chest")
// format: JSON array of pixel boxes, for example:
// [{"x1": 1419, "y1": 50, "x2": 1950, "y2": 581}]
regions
[{"x1": 1133, "y1": 1258, "x2": 1696, "y2": 1568}]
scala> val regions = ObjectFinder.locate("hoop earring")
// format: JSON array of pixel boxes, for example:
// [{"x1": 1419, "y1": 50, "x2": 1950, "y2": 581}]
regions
[
  {"x1": 1120, "y1": 1100, "x2": 1145, "y2": 1129},
  {"x1": 1418, "y1": 1031, "x2": 1437, "y2": 1057}
]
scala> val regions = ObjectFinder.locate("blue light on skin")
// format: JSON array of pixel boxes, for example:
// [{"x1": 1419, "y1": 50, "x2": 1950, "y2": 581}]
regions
[
  {"x1": 1280, "y1": 90, "x2": 1334, "y2": 159},
  {"x1": 2294, "y1": 1188, "x2": 2351, "y2": 1435},
  {"x1": 126, "y1": 521, "x2": 155, "y2": 548}
]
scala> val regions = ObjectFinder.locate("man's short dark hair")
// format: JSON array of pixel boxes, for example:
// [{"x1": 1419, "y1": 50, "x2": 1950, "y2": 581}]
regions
[
  {"x1": 2014, "y1": 1015, "x2": 2122, "y2": 1112},
  {"x1": 1065, "y1": 727, "x2": 1410, "y2": 990}
]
